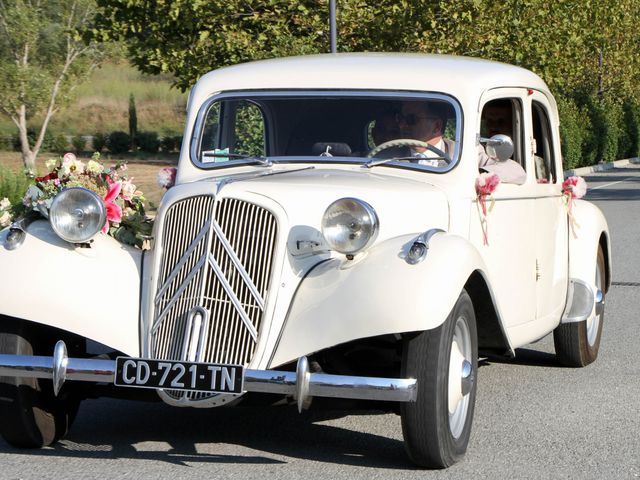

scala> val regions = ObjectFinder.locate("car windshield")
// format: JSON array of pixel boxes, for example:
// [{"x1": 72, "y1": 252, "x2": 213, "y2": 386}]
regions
[{"x1": 192, "y1": 91, "x2": 461, "y2": 171}]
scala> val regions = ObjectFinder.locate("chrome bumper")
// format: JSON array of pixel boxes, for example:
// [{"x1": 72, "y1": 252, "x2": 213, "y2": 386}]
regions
[{"x1": 0, "y1": 341, "x2": 417, "y2": 411}]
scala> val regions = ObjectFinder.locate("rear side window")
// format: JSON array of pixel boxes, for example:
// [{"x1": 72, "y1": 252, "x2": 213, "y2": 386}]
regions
[{"x1": 531, "y1": 102, "x2": 556, "y2": 183}]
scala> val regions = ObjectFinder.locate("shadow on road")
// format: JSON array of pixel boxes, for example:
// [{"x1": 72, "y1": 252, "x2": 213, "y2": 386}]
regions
[
  {"x1": 482, "y1": 347, "x2": 561, "y2": 368},
  {"x1": 586, "y1": 188, "x2": 640, "y2": 201},
  {"x1": 0, "y1": 400, "x2": 417, "y2": 469}
]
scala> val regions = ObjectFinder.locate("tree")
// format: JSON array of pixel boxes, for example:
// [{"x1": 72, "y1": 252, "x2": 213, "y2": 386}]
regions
[
  {"x1": 91, "y1": 0, "x2": 327, "y2": 92},
  {"x1": 92, "y1": 0, "x2": 640, "y2": 104},
  {"x1": 0, "y1": 0, "x2": 104, "y2": 172},
  {"x1": 128, "y1": 93, "x2": 137, "y2": 150}
]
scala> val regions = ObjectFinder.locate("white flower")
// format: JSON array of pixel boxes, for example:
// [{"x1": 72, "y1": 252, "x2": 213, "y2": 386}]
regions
[
  {"x1": 86, "y1": 160, "x2": 103, "y2": 175},
  {"x1": 121, "y1": 180, "x2": 137, "y2": 200},
  {"x1": 45, "y1": 158, "x2": 58, "y2": 172},
  {"x1": 0, "y1": 211, "x2": 11, "y2": 228},
  {"x1": 0, "y1": 197, "x2": 10, "y2": 210},
  {"x1": 61, "y1": 153, "x2": 85, "y2": 176}
]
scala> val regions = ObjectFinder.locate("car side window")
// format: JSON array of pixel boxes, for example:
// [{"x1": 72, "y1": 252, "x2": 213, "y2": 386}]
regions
[
  {"x1": 199, "y1": 100, "x2": 266, "y2": 161},
  {"x1": 531, "y1": 102, "x2": 556, "y2": 183},
  {"x1": 480, "y1": 98, "x2": 525, "y2": 169}
]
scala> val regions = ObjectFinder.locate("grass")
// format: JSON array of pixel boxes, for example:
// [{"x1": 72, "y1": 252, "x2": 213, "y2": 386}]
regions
[
  {"x1": 0, "y1": 151, "x2": 174, "y2": 212},
  {"x1": 0, "y1": 61, "x2": 187, "y2": 137}
]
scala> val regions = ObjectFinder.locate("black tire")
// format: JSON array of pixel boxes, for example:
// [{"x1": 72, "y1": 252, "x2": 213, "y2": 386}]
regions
[
  {"x1": 400, "y1": 290, "x2": 478, "y2": 468},
  {"x1": 554, "y1": 247, "x2": 606, "y2": 367},
  {"x1": 0, "y1": 320, "x2": 81, "y2": 448}
]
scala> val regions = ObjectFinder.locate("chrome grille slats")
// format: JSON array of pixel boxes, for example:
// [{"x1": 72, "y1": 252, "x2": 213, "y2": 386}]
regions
[
  {"x1": 154, "y1": 196, "x2": 215, "y2": 363},
  {"x1": 150, "y1": 195, "x2": 279, "y2": 402}
]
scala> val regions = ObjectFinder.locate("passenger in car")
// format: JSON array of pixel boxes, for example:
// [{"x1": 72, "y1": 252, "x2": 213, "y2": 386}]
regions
[
  {"x1": 478, "y1": 100, "x2": 527, "y2": 185},
  {"x1": 396, "y1": 101, "x2": 455, "y2": 166}
]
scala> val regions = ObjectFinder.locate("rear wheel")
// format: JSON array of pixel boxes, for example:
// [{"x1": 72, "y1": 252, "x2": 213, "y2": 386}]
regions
[
  {"x1": 400, "y1": 290, "x2": 478, "y2": 468},
  {"x1": 0, "y1": 320, "x2": 81, "y2": 448},
  {"x1": 554, "y1": 247, "x2": 606, "y2": 367}
]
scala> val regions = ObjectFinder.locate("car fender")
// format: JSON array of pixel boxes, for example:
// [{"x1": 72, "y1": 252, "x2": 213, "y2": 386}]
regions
[
  {"x1": 569, "y1": 200, "x2": 611, "y2": 291},
  {"x1": 0, "y1": 220, "x2": 142, "y2": 356},
  {"x1": 269, "y1": 232, "x2": 492, "y2": 367}
]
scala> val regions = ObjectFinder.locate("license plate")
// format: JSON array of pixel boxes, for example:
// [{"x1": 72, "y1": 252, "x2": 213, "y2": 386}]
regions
[{"x1": 114, "y1": 357, "x2": 244, "y2": 394}]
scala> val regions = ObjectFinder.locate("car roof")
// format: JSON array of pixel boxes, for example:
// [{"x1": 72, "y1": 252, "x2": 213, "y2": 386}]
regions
[{"x1": 192, "y1": 53, "x2": 550, "y2": 102}]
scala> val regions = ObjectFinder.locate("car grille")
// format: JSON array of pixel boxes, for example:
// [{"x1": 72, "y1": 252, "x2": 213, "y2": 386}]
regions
[{"x1": 150, "y1": 195, "x2": 278, "y2": 400}]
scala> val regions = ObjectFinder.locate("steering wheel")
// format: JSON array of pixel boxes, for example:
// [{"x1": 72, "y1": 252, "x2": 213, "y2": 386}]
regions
[{"x1": 367, "y1": 138, "x2": 452, "y2": 164}]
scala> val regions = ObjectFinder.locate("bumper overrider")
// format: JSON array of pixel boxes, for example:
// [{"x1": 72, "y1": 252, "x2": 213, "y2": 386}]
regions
[{"x1": 0, "y1": 341, "x2": 417, "y2": 411}]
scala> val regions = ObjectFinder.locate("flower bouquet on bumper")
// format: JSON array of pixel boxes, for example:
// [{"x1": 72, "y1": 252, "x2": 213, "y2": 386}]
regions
[{"x1": 22, "y1": 153, "x2": 152, "y2": 248}]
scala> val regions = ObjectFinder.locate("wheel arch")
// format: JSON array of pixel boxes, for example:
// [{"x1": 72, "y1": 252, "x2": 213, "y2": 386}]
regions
[
  {"x1": 0, "y1": 220, "x2": 142, "y2": 356},
  {"x1": 464, "y1": 270, "x2": 513, "y2": 357},
  {"x1": 599, "y1": 231, "x2": 612, "y2": 293}
]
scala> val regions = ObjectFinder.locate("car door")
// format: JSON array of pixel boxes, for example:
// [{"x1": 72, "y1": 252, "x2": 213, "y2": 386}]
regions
[
  {"x1": 528, "y1": 91, "x2": 569, "y2": 329},
  {"x1": 470, "y1": 88, "x2": 538, "y2": 333}
]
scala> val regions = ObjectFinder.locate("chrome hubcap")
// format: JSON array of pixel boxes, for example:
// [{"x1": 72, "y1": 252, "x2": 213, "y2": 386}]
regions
[
  {"x1": 587, "y1": 261, "x2": 603, "y2": 346},
  {"x1": 448, "y1": 315, "x2": 473, "y2": 439}
]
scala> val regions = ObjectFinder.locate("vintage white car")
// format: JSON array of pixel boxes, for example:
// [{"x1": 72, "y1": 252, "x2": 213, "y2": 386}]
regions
[{"x1": 0, "y1": 54, "x2": 610, "y2": 468}]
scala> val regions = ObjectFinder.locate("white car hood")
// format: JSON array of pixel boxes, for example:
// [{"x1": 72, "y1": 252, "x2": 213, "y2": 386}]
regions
[{"x1": 215, "y1": 166, "x2": 450, "y2": 242}]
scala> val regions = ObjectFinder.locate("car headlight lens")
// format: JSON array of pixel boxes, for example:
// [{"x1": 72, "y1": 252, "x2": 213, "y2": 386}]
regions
[
  {"x1": 50, "y1": 188, "x2": 106, "y2": 243},
  {"x1": 321, "y1": 198, "x2": 379, "y2": 255}
]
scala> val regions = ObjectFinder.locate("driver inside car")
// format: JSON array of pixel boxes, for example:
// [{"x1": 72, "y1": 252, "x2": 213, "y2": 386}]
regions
[{"x1": 396, "y1": 101, "x2": 456, "y2": 166}]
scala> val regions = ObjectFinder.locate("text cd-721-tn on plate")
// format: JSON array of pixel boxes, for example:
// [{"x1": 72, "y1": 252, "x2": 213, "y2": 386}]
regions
[{"x1": 114, "y1": 357, "x2": 244, "y2": 394}]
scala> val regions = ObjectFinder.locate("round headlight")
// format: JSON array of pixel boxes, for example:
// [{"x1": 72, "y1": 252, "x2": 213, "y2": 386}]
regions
[
  {"x1": 321, "y1": 198, "x2": 379, "y2": 255},
  {"x1": 49, "y1": 188, "x2": 106, "y2": 243}
]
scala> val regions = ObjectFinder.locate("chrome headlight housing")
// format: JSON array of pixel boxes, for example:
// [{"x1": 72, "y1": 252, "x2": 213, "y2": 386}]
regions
[
  {"x1": 49, "y1": 188, "x2": 106, "y2": 243},
  {"x1": 321, "y1": 198, "x2": 379, "y2": 255}
]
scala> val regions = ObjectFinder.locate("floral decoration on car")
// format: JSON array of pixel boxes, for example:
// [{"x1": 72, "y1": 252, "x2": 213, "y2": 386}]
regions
[
  {"x1": 475, "y1": 172, "x2": 501, "y2": 245},
  {"x1": 0, "y1": 197, "x2": 13, "y2": 229},
  {"x1": 562, "y1": 175, "x2": 587, "y2": 238},
  {"x1": 22, "y1": 153, "x2": 152, "y2": 248},
  {"x1": 157, "y1": 167, "x2": 177, "y2": 189}
]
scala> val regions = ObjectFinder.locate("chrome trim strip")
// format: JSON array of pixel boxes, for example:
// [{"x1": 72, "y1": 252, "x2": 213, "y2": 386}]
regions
[
  {"x1": 212, "y1": 219, "x2": 265, "y2": 309},
  {"x1": 151, "y1": 255, "x2": 207, "y2": 335},
  {"x1": 0, "y1": 346, "x2": 417, "y2": 404},
  {"x1": 207, "y1": 253, "x2": 259, "y2": 342},
  {"x1": 154, "y1": 221, "x2": 211, "y2": 303}
]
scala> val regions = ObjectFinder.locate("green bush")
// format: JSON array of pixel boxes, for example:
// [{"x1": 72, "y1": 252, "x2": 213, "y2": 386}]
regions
[
  {"x1": 0, "y1": 135, "x2": 12, "y2": 151},
  {"x1": 93, "y1": 132, "x2": 107, "y2": 152},
  {"x1": 51, "y1": 134, "x2": 69, "y2": 154},
  {"x1": 160, "y1": 135, "x2": 176, "y2": 152},
  {"x1": 137, "y1": 131, "x2": 160, "y2": 153},
  {"x1": 0, "y1": 165, "x2": 31, "y2": 205},
  {"x1": 12, "y1": 129, "x2": 54, "y2": 152},
  {"x1": 173, "y1": 135, "x2": 182, "y2": 152},
  {"x1": 581, "y1": 96, "x2": 624, "y2": 165},
  {"x1": 621, "y1": 100, "x2": 640, "y2": 159},
  {"x1": 557, "y1": 95, "x2": 589, "y2": 170},
  {"x1": 72, "y1": 135, "x2": 86, "y2": 153},
  {"x1": 107, "y1": 130, "x2": 131, "y2": 154}
]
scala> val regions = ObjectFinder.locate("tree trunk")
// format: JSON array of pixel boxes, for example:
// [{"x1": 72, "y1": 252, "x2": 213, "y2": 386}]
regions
[{"x1": 17, "y1": 105, "x2": 36, "y2": 173}]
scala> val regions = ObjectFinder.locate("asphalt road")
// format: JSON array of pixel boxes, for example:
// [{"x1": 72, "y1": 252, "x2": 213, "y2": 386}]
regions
[{"x1": 1, "y1": 166, "x2": 639, "y2": 479}]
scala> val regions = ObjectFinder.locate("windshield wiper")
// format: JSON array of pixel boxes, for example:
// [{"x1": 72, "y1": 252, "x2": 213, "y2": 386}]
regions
[{"x1": 201, "y1": 151, "x2": 274, "y2": 167}]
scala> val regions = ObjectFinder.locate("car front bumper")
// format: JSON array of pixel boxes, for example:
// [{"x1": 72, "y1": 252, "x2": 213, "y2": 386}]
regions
[{"x1": 0, "y1": 341, "x2": 417, "y2": 411}]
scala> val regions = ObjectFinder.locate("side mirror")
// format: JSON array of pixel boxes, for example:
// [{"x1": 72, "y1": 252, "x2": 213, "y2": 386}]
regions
[{"x1": 479, "y1": 134, "x2": 514, "y2": 162}]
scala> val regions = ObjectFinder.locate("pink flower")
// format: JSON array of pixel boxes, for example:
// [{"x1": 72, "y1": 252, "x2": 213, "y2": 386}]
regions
[
  {"x1": 158, "y1": 167, "x2": 177, "y2": 189},
  {"x1": 562, "y1": 176, "x2": 587, "y2": 199},
  {"x1": 475, "y1": 172, "x2": 501, "y2": 196},
  {"x1": 102, "y1": 181, "x2": 122, "y2": 233},
  {"x1": 63, "y1": 152, "x2": 77, "y2": 163}
]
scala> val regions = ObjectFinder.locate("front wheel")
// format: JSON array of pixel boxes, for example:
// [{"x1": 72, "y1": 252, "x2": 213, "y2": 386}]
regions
[
  {"x1": 400, "y1": 290, "x2": 478, "y2": 468},
  {"x1": 553, "y1": 246, "x2": 606, "y2": 367},
  {"x1": 0, "y1": 320, "x2": 81, "y2": 448}
]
